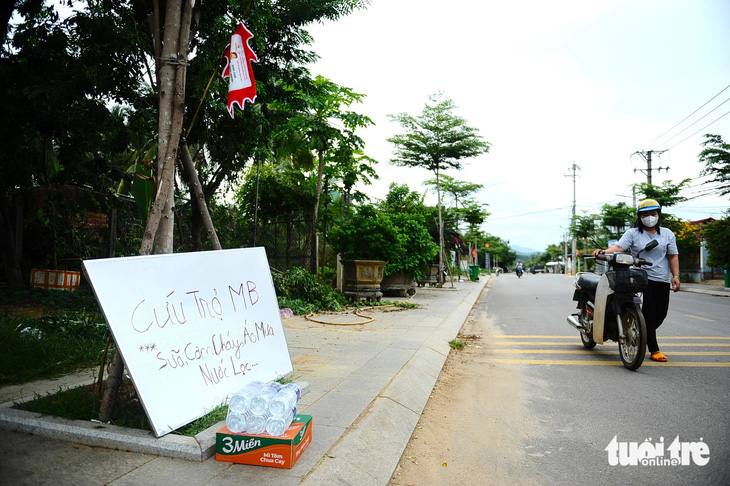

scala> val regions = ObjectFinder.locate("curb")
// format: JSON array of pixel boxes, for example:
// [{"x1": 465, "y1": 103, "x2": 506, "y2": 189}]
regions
[
  {"x1": 0, "y1": 381, "x2": 310, "y2": 462},
  {"x1": 301, "y1": 277, "x2": 489, "y2": 485}
]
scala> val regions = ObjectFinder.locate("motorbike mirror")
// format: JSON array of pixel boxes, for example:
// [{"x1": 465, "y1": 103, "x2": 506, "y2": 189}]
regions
[{"x1": 644, "y1": 240, "x2": 659, "y2": 252}]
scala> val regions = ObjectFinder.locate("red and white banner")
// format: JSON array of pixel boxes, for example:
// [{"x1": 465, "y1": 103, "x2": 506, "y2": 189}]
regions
[{"x1": 222, "y1": 22, "x2": 258, "y2": 118}]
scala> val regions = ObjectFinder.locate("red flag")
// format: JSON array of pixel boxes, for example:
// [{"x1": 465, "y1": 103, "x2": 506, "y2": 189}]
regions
[{"x1": 222, "y1": 22, "x2": 258, "y2": 118}]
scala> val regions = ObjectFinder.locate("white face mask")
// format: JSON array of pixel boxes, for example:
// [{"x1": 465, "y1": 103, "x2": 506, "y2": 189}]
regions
[{"x1": 641, "y1": 215, "x2": 659, "y2": 228}]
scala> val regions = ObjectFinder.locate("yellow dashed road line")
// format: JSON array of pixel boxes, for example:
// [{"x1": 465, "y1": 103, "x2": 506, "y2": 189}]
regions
[
  {"x1": 492, "y1": 349, "x2": 730, "y2": 356},
  {"x1": 492, "y1": 359, "x2": 730, "y2": 367},
  {"x1": 493, "y1": 335, "x2": 730, "y2": 340},
  {"x1": 488, "y1": 335, "x2": 730, "y2": 367},
  {"x1": 492, "y1": 341, "x2": 730, "y2": 347}
]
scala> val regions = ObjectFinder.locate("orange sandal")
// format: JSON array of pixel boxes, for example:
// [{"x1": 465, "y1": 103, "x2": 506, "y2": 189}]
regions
[{"x1": 650, "y1": 352, "x2": 668, "y2": 362}]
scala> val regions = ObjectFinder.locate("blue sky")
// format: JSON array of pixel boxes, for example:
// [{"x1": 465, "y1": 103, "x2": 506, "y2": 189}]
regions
[{"x1": 307, "y1": 0, "x2": 730, "y2": 251}]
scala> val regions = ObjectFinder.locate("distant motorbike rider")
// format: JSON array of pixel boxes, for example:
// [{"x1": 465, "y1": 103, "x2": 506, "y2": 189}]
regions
[{"x1": 592, "y1": 199, "x2": 680, "y2": 362}]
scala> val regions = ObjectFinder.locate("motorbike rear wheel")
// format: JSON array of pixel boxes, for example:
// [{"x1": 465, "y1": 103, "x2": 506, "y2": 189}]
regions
[
  {"x1": 580, "y1": 330, "x2": 596, "y2": 349},
  {"x1": 618, "y1": 305, "x2": 647, "y2": 371},
  {"x1": 579, "y1": 303, "x2": 596, "y2": 349}
]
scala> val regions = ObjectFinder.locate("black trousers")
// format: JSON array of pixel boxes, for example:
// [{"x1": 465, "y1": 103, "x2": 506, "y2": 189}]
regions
[{"x1": 642, "y1": 279, "x2": 671, "y2": 353}]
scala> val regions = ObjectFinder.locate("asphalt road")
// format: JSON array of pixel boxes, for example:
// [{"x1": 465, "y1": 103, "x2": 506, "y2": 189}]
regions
[{"x1": 480, "y1": 272, "x2": 730, "y2": 485}]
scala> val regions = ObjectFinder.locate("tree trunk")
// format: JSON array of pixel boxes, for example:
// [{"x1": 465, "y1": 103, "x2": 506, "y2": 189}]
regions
[
  {"x1": 179, "y1": 141, "x2": 221, "y2": 250},
  {"x1": 436, "y1": 166, "x2": 445, "y2": 287},
  {"x1": 0, "y1": 187, "x2": 24, "y2": 287},
  {"x1": 99, "y1": 0, "x2": 194, "y2": 424},
  {"x1": 312, "y1": 149, "x2": 325, "y2": 273},
  {"x1": 320, "y1": 179, "x2": 329, "y2": 277}
]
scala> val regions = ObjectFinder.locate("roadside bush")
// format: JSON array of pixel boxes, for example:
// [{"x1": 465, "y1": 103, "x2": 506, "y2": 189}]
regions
[{"x1": 272, "y1": 267, "x2": 345, "y2": 315}]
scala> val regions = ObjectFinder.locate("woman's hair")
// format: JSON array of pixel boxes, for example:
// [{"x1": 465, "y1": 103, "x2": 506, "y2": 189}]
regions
[{"x1": 634, "y1": 210, "x2": 661, "y2": 234}]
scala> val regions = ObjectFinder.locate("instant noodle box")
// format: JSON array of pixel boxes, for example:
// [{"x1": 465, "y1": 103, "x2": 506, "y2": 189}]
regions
[{"x1": 215, "y1": 414, "x2": 312, "y2": 468}]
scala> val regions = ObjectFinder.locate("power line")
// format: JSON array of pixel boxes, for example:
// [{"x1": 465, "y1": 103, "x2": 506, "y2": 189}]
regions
[
  {"x1": 656, "y1": 96, "x2": 730, "y2": 148},
  {"x1": 667, "y1": 108, "x2": 730, "y2": 150},
  {"x1": 489, "y1": 206, "x2": 571, "y2": 220},
  {"x1": 646, "y1": 83, "x2": 730, "y2": 148}
]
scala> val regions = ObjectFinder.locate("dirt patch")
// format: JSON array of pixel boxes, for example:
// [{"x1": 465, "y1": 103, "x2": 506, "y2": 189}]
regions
[
  {"x1": 389, "y1": 299, "x2": 543, "y2": 486},
  {"x1": 291, "y1": 353, "x2": 329, "y2": 372}
]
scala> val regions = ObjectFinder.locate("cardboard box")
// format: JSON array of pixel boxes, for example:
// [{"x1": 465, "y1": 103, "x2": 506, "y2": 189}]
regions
[{"x1": 215, "y1": 414, "x2": 312, "y2": 468}]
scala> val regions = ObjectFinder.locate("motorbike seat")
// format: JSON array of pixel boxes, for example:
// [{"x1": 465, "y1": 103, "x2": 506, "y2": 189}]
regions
[{"x1": 577, "y1": 273, "x2": 601, "y2": 293}]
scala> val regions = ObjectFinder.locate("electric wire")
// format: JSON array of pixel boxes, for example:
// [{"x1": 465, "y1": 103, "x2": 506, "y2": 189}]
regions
[
  {"x1": 667, "y1": 108, "x2": 730, "y2": 151},
  {"x1": 646, "y1": 83, "x2": 730, "y2": 148},
  {"x1": 656, "y1": 97, "x2": 730, "y2": 148},
  {"x1": 488, "y1": 206, "x2": 571, "y2": 220}
]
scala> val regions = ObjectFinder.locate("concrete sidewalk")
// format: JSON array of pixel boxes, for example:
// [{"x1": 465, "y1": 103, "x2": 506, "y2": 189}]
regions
[
  {"x1": 679, "y1": 278, "x2": 729, "y2": 298},
  {"x1": 0, "y1": 277, "x2": 488, "y2": 486}
]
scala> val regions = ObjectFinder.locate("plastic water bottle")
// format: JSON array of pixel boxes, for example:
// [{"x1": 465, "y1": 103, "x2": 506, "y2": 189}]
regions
[
  {"x1": 281, "y1": 383, "x2": 301, "y2": 400},
  {"x1": 245, "y1": 411, "x2": 269, "y2": 435},
  {"x1": 228, "y1": 381, "x2": 264, "y2": 413},
  {"x1": 226, "y1": 411, "x2": 247, "y2": 433},
  {"x1": 266, "y1": 381, "x2": 283, "y2": 392},
  {"x1": 269, "y1": 386, "x2": 299, "y2": 417},
  {"x1": 265, "y1": 410, "x2": 294, "y2": 436},
  {"x1": 249, "y1": 383, "x2": 279, "y2": 415}
]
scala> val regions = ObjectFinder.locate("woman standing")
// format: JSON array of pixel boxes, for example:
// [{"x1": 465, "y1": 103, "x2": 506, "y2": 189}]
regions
[{"x1": 592, "y1": 199, "x2": 680, "y2": 362}]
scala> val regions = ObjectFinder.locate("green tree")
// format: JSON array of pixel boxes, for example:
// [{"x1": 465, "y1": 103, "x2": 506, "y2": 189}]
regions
[
  {"x1": 533, "y1": 243, "x2": 564, "y2": 267},
  {"x1": 3, "y1": 0, "x2": 373, "y2": 426},
  {"x1": 700, "y1": 217, "x2": 730, "y2": 268},
  {"x1": 1, "y1": 0, "x2": 373, "y2": 269},
  {"x1": 661, "y1": 215, "x2": 701, "y2": 257},
  {"x1": 423, "y1": 174, "x2": 483, "y2": 233},
  {"x1": 0, "y1": 2, "x2": 147, "y2": 285},
  {"x1": 328, "y1": 204, "x2": 403, "y2": 263},
  {"x1": 462, "y1": 202, "x2": 490, "y2": 233},
  {"x1": 329, "y1": 184, "x2": 439, "y2": 280},
  {"x1": 379, "y1": 185, "x2": 439, "y2": 279},
  {"x1": 272, "y1": 75, "x2": 374, "y2": 271},
  {"x1": 600, "y1": 202, "x2": 634, "y2": 240},
  {"x1": 388, "y1": 93, "x2": 490, "y2": 278},
  {"x1": 570, "y1": 213, "x2": 599, "y2": 247},
  {"x1": 235, "y1": 164, "x2": 316, "y2": 228},
  {"x1": 699, "y1": 134, "x2": 730, "y2": 198},
  {"x1": 481, "y1": 235, "x2": 516, "y2": 269},
  {"x1": 634, "y1": 179, "x2": 691, "y2": 210}
]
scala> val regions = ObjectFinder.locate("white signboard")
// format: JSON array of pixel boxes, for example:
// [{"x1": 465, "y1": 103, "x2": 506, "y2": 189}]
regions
[{"x1": 83, "y1": 248, "x2": 292, "y2": 437}]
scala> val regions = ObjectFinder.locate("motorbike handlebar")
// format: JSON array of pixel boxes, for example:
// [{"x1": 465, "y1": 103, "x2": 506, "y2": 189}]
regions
[{"x1": 595, "y1": 253, "x2": 652, "y2": 266}]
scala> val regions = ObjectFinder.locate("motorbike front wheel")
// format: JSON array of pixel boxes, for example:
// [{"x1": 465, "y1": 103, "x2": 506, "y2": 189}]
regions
[{"x1": 618, "y1": 305, "x2": 647, "y2": 371}]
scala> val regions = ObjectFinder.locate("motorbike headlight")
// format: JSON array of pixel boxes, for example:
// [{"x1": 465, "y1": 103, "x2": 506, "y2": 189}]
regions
[{"x1": 615, "y1": 253, "x2": 634, "y2": 265}]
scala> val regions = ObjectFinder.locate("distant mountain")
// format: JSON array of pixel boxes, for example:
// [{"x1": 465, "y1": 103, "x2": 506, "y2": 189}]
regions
[{"x1": 511, "y1": 244, "x2": 541, "y2": 256}]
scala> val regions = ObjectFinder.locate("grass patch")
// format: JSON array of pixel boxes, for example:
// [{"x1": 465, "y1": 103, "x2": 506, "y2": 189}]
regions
[
  {"x1": 15, "y1": 378, "x2": 150, "y2": 431},
  {"x1": 0, "y1": 309, "x2": 109, "y2": 386},
  {"x1": 0, "y1": 284, "x2": 101, "y2": 312},
  {"x1": 14, "y1": 373, "x2": 302, "y2": 436},
  {"x1": 448, "y1": 338, "x2": 465, "y2": 350},
  {"x1": 176, "y1": 403, "x2": 228, "y2": 436},
  {"x1": 14, "y1": 378, "x2": 217, "y2": 435}
]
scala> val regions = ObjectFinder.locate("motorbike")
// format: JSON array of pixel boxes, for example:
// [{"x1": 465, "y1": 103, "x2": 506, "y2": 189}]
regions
[
  {"x1": 566, "y1": 240, "x2": 658, "y2": 370},
  {"x1": 516, "y1": 267, "x2": 523, "y2": 278}
]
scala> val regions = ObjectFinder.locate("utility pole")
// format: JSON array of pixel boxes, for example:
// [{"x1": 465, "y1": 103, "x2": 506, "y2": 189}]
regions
[
  {"x1": 565, "y1": 163, "x2": 580, "y2": 275},
  {"x1": 633, "y1": 150, "x2": 669, "y2": 185}
]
